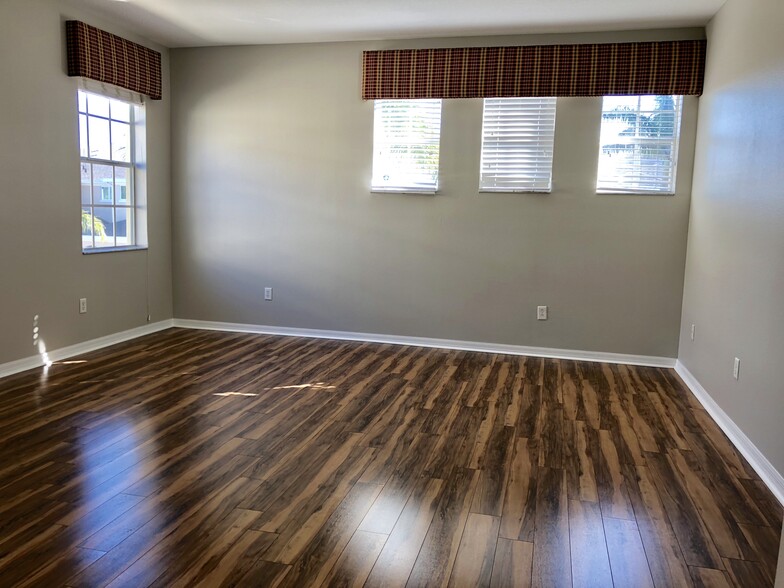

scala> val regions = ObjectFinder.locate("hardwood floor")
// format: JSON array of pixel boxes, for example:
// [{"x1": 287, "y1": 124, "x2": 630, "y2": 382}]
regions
[{"x1": 0, "y1": 328, "x2": 780, "y2": 587}]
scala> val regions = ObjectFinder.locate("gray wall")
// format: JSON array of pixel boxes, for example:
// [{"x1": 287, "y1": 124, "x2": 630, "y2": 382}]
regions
[
  {"x1": 0, "y1": 0, "x2": 173, "y2": 365},
  {"x1": 679, "y1": 0, "x2": 784, "y2": 476},
  {"x1": 171, "y1": 29, "x2": 700, "y2": 358}
]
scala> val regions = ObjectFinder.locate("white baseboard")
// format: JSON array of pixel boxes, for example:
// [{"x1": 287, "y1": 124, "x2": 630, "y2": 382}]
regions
[
  {"x1": 172, "y1": 318, "x2": 676, "y2": 368},
  {"x1": 0, "y1": 320, "x2": 174, "y2": 379},
  {"x1": 675, "y1": 360, "x2": 784, "y2": 506}
]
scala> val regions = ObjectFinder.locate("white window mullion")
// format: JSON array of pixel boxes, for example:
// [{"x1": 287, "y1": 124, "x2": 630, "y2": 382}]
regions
[{"x1": 480, "y1": 97, "x2": 557, "y2": 193}]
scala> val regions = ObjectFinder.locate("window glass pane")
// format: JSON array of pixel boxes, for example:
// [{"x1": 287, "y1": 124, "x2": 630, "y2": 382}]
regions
[
  {"x1": 78, "y1": 92, "x2": 142, "y2": 252},
  {"x1": 79, "y1": 114, "x2": 89, "y2": 158},
  {"x1": 115, "y1": 167, "x2": 129, "y2": 204},
  {"x1": 115, "y1": 207, "x2": 132, "y2": 247},
  {"x1": 88, "y1": 116, "x2": 111, "y2": 160},
  {"x1": 110, "y1": 99, "x2": 131, "y2": 122},
  {"x1": 372, "y1": 99, "x2": 442, "y2": 192},
  {"x1": 87, "y1": 93, "x2": 110, "y2": 118},
  {"x1": 81, "y1": 207, "x2": 94, "y2": 249},
  {"x1": 81, "y1": 163, "x2": 92, "y2": 206},
  {"x1": 92, "y1": 164, "x2": 113, "y2": 205},
  {"x1": 597, "y1": 95, "x2": 682, "y2": 194},
  {"x1": 92, "y1": 206, "x2": 115, "y2": 247},
  {"x1": 111, "y1": 121, "x2": 131, "y2": 162},
  {"x1": 480, "y1": 97, "x2": 557, "y2": 192}
]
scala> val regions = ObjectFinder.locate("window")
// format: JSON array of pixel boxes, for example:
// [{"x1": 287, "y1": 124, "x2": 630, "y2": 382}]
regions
[
  {"x1": 597, "y1": 95, "x2": 683, "y2": 194},
  {"x1": 480, "y1": 97, "x2": 557, "y2": 193},
  {"x1": 79, "y1": 89, "x2": 143, "y2": 251},
  {"x1": 372, "y1": 99, "x2": 442, "y2": 193}
]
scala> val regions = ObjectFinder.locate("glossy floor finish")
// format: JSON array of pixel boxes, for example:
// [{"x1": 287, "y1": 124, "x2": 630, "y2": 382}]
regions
[{"x1": 0, "y1": 328, "x2": 780, "y2": 588}]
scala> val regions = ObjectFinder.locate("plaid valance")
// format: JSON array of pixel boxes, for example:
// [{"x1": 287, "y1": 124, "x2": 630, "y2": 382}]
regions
[
  {"x1": 362, "y1": 40, "x2": 706, "y2": 100},
  {"x1": 66, "y1": 21, "x2": 162, "y2": 100}
]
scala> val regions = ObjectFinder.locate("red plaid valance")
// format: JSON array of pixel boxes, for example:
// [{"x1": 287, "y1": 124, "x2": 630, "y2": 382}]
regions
[
  {"x1": 362, "y1": 40, "x2": 706, "y2": 100},
  {"x1": 66, "y1": 21, "x2": 162, "y2": 100}
]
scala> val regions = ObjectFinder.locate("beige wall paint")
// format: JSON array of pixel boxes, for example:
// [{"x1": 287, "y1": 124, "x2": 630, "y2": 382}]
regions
[
  {"x1": 0, "y1": 0, "x2": 173, "y2": 365},
  {"x1": 679, "y1": 0, "x2": 784, "y2": 477},
  {"x1": 171, "y1": 29, "x2": 700, "y2": 358}
]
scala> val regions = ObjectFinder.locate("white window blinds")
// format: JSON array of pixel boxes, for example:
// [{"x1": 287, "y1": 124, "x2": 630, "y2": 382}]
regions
[
  {"x1": 479, "y1": 97, "x2": 557, "y2": 193},
  {"x1": 372, "y1": 99, "x2": 442, "y2": 193},
  {"x1": 597, "y1": 95, "x2": 683, "y2": 194}
]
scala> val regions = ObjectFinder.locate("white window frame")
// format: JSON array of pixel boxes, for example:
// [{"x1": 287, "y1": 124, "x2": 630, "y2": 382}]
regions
[
  {"x1": 371, "y1": 99, "x2": 442, "y2": 194},
  {"x1": 479, "y1": 97, "x2": 557, "y2": 193},
  {"x1": 596, "y1": 95, "x2": 683, "y2": 195},
  {"x1": 78, "y1": 88, "x2": 147, "y2": 252}
]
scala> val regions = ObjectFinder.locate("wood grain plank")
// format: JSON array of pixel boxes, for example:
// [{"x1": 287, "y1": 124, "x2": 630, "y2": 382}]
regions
[
  {"x1": 623, "y1": 464, "x2": 694, "y2": 588},
  {"x1": 723, "y1": 557, "x2": 774, "y2": 588},
  {"x1": 490, "y1": 538, "x2": 533, "y2": 588},
  {"x1": 407, "y1": 468, "x2": 480, "y2": 588},
  {"x1": 322, "y1": 530, "x2": 387, "y2": 588},
  {"x1": 274, "y1": 482, "x2": 383, "y2": 586},
  {"x1": 596, "y1": 429, "x2": 635, "y2": 520},
  {"x1": 499, "y1": 438, "x2": 538, "y2": 542},
  {"x1": 446, "y1": 513, "x2": 500, "y2": 588},
  {"x1": 564, "y1": 421, "x2": 599, "y2": 503},
  {"x1": 365, "y1": 478, "x2": 444, "y2": 588},
  {"x1": 604, "y1": 517, "x2": 655, "y2": 588},
  {"x1": 532, "y1": 468, "x2": 570, "y2": 588},
  {"x1": 646, "y1": 453, "x2": 724, "y2": 569},
  {"x1": 568, "y1": 500, "x2": 613, "y2": 588},
  {"x1": 690, "y1": 566, "x2": 733, "y2": 588}
]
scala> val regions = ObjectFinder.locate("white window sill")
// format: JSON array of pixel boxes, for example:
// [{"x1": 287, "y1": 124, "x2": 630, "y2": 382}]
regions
[
  {"x1": 371, "y1": 188, "x2": 437, "y2": 195},
  {"x1": 82, "y1": 245, "x2": 148, "y2": 255},
  {"x1": 479, "y1": 189, "x2": 551, "y2": 194},
  {"x1": 596, "y1": 190, "x2": 675, "y2": 196}
]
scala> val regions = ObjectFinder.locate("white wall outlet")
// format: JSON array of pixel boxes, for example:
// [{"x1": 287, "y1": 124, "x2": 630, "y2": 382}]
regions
[
  {"x1": 733, "y1": 357, "x2": 740, "y2": 380},
  {"x1": 537, "y1": 306, "x2": 548, "y2": 320},
  {"x1": 79, "y1": 298, "x2": 88, "y2": 314},
  {"x1": 690, "y1": 324, "x2": 696, "y2": 341},
  {"x1": 264, "y1": 287, "x2": 273, "y2": 301}
]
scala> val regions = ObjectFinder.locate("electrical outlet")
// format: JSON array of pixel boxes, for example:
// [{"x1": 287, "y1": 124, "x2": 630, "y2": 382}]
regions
[
  {"x1": 690, "y1": 324, "x2": 696, "y2": 341},
  {"x1": 537, "y1": 306, "x2": 548, "y2": 320},
  {"x1": 733, "y1": 357, "x2": 740, "y2": 380},
  {"x1": 264, "y1": 287, "x2": 273, "y2": 301},
  {"x1": 79, "y1": 298, "x2": 88, "y2": 314}
]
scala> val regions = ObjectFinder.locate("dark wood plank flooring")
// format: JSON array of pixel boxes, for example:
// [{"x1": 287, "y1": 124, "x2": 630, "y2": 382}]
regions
[{"x1": 0, "y1": 328, "x2": 780, "y2": 587}]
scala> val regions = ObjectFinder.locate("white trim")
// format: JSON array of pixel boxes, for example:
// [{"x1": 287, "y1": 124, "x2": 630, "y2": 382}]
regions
[
  {"x1": 675, "y1": 360, "x2": 784, "y2": 506},
  {"x1": 171, "y1": 319, "x2": 676, "y2": 368},
  {"x1": 0, "y1": 320, "x2": 174, "y2": 379}
]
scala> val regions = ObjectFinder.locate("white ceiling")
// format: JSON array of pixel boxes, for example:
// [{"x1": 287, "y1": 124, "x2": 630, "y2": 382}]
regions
[{"x1": 67, "y1": 0, "x2": 725, "y2": 48}]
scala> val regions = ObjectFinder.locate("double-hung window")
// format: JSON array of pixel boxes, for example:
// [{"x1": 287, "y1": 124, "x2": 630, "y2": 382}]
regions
[
  {"x1": 79, "y1": 89, "x2": 144, "y2": 251},
  {"x1": 371, "y1": 99, "x2": 442, "y2": 193},
  {"x1": 480, "y1": 97, "x2": 557, "y2": 192},
  {"x1": 596, "y1": 95, "x2": 683, "y2": 194}
]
